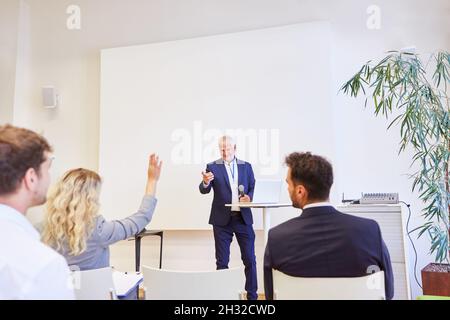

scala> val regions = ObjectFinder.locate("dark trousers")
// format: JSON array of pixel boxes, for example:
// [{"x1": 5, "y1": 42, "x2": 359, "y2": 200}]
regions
[{"x1": 213, "y1": 214, "x2": 257, "y2": 300}]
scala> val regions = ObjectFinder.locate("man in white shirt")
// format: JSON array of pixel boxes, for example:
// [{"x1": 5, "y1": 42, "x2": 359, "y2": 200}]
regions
[{"x1": 0, "y1": 124, "x2": 74, "y2": 300}]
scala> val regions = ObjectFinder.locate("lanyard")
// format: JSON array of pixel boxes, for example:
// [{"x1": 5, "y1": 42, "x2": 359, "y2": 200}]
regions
[{"x1": 229, "y1": 159, "x2": 236, "y2": 183}]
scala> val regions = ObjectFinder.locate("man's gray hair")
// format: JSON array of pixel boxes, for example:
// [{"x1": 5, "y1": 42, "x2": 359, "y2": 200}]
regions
[{"x1": 218, "y1": 135, "x2": 236, "y2": 146}]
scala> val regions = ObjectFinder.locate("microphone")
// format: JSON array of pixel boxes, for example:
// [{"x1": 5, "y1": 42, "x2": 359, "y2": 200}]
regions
[{"x1": 238, "y1": 185, "x2": 245, "y2": 198}]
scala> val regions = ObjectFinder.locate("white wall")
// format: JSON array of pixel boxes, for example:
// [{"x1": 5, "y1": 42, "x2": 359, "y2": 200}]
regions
[
  {"x1": 3, "y1": 0, "x2": 450, "y2": 298},
  {"x1": 328, "y1": 0, "x2": 449, "y2": 300},
  {"x1": 99, "y1": 22, "x2": 333, "y2": 229},
  {"x1": 0, "y1": 0, "x2": 20, "y2": 123}
]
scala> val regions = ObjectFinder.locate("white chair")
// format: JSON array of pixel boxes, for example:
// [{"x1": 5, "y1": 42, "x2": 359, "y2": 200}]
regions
[
  {"x1": 71, "y1": 267, "x2": 117, "y2": 300},
  {"x1": 142, "y1": 266, "x2": 245, "y2": 300},
  {"x1": 272, "y1": 270, "x2": 385, "y2": 300}
]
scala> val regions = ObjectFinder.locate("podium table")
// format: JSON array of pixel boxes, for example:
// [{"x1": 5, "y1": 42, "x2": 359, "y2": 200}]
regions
[{"x1": 225, "y1": 203, "x2": 292, "y2": 244}]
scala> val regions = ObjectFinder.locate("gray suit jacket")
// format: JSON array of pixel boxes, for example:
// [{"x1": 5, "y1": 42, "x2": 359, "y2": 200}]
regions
[{"x1": 58, "y1": 195, "x2": 157, "y2": 271}]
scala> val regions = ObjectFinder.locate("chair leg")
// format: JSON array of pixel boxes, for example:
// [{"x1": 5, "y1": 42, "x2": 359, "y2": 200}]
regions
[
  {"x1": 110, "y1": 289, "x2": 118, "y2": 300},
  {"x1": 142, "y1": 287, "x2": 147, "y2": 300}
]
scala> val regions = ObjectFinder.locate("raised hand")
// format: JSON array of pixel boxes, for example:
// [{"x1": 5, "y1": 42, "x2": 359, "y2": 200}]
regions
[
  {"x1": 146, "y1": 153, "x2": 162, "y2": 196},
  {"x1": 148, "y1": 153, "x2": 162, "y2": 182}
]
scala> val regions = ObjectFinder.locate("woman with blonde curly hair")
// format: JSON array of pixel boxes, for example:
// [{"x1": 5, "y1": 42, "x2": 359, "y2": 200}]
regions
[{"x1": 42, "y1": 154, "x2": 162, "y2": 271}]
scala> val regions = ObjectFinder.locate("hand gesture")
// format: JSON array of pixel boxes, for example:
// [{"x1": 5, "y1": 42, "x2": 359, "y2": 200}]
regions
[
  {"x1": 148, "y1": 153, "x2": 162, "y2": 182},
  {"x1": 202, "y1": 170, "x2": 214, "y2": 185}
]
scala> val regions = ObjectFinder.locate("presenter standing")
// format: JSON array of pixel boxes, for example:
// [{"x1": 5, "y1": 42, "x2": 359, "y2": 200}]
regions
[{"x1": 199, "y1": 136, "x2": 257, "y2": 300}]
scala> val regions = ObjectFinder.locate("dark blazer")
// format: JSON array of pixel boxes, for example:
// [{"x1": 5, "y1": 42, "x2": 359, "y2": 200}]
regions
[
  {"x1": 264, "y1": 206, "x2": 394, "y2": 300},
  {"x1": 199, "y1": 159, "x2": 255, "y2": 226}
]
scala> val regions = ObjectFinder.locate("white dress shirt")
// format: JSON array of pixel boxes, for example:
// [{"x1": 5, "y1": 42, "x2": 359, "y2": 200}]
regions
[
  {"x1": 223, "y1": 158, "x2": 240, "y2": 212},
  {"x1": 303, "y1": 201, "x2": 333, "y2": 210},
  {"x1": 0, "y1": 204, "x2": 75, "y2": 300}
]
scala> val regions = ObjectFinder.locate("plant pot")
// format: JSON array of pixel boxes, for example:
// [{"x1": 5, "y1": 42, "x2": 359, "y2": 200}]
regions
[{"x1": 421, "y1": 263, "x2": 450, "y2": 297}]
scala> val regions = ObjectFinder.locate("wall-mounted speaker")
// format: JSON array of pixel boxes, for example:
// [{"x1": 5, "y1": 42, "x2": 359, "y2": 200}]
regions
[{"x1": 42, "y1": 86, "x2": 59, "y2": 108}]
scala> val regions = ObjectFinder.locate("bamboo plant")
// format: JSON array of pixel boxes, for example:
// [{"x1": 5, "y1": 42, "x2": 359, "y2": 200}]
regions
[{"x1": 340, "y1": 50, "x2": 450, "y2": 264}]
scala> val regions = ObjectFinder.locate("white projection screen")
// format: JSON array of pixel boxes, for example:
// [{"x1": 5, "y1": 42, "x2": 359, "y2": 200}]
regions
[{"x1": 99, "y1": 22, "x2": 333, "y2": 229}]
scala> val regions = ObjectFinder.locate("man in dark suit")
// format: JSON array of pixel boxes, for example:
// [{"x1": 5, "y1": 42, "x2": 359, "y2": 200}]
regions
[
  {"x1": 199, "y1": 136, "x2": 257, "y2": 300},
  {"x1": 264, "y1": 152, "x2": 394, "y2": 300}
]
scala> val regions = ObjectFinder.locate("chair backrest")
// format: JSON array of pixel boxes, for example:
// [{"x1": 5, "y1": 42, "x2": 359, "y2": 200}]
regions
[
  {"x1": 273, "y1": 270, "x2": 385, "y2": 300},
  {"x1": 72, "y1": 267, "x2": 117, "y2": 300},
  {"x1": 142, "y1": 266, "x2": 245, "y2": 300}
]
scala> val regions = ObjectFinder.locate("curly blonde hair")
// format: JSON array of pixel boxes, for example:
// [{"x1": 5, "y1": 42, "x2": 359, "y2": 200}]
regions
[{"x1": 42, "y1": 168, "x2": 102, "y2": 256}]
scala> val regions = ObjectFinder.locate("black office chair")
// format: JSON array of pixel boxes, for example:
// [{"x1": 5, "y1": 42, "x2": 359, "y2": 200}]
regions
[{"x1": 129, "y1": 229, "x2": 164, "y2": 272}]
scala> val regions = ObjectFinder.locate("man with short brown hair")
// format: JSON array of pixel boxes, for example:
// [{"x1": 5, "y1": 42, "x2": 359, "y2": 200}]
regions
[
  {"x1": 0, "y1": 124, "x2": 74, "y2": 299},
  {"x1": 264, "y1": 152, "x2": 394, "y2": 300}
]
